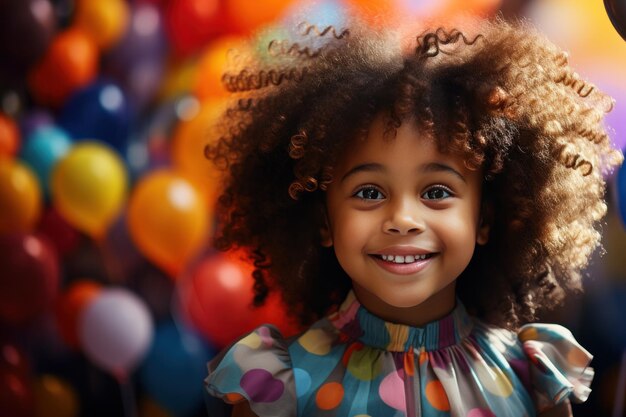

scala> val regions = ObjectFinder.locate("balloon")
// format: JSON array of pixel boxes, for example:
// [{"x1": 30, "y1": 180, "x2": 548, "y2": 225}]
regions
[
  {"x1": 37, "y1": 208, "x2": 81, "y2": 257},
  {"x1": 127, "y1": 170, "x2": 210, "y2": 277},
  {"x1": 158, "y1": 59, "x2": 200, "y2": 101},
  {"x1": 58, "y1": 80, "x2": 132, "y2": 153},
  {"x1": 0, "y1": 0, "x2": 56, "y2": 81},
  {"x1": 0, "y1": 113, "x2": 20, "y2": 157},
  {"x1": 194, "y1": 37, "x2": 245, "y2": 100},
  {"x1": 0, "y1": 341, "x2": 30, "y2": 376},
  {"x1": 28, "y1": 28, "x2": 99, "y2": 107},
  {"x1": 177, "y1": 252, "x2": 299, "y2": 348},
  {"x1": 19, "y1": 109, "x2": 54, "y2": 138},
  {"x1": 0, "y1": 234, "x2": 60, "y2": 325},
  {"x1": 0, "y1": 368, "x2": 33, "y2": 417},
  {"x1": 51, "y1": 142, "x2": 128, "y2": 240},
  {"x1": 139, "y1": 322, "x2": 215, "y2": 417},
  {"x1": 171, "y1": 98, "x2": 224, "y2": 203},
  {"x1": 74, "y1": 0, "x2": 130, "y2": 50},
  {"x1": 104, "y1": 3, "x2": 167, "y2": 111},
  {"x1": 55, "y1": 280, "x2": 103, "y2": 349},
  {"x1": 0, "y1": 158, "x2": 42, "y2": 234},
  {"x1": 605, "y1": 0, "x2": 626, "y2": 41},
  {"x1": 616, "y1": 154, "x2": 626, "y2": 226},
  {"x1": 225, "y1": 0, "x2": 294, "y2": 33},
  {"x1": 79, "y1": 288, "x2": 154, "y2": 379},
  {"x1": 164, "y1": 0, "x2": 228, "y2": 56},
  {"x1": 20, "y1": 125, "x2": 72, "y2": 195},
  {"x1": 33, "y1": 374, "x2": 79, "y2": 417}
]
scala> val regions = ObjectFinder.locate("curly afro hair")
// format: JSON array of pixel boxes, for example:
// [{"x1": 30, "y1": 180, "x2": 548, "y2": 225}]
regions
[{"x1": 205, "y1": 17, "x2": 623, "y2": 329}]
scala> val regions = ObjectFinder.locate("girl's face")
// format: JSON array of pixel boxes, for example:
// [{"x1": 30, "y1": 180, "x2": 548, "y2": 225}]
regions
[{"x1": 323, "y1": 114, "x2": 489, "y2": 325}]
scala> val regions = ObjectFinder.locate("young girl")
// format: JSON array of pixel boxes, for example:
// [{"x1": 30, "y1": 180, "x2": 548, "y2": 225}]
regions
[{"x1": 203, "y1": 17, "x2": 623, "y2": 417}]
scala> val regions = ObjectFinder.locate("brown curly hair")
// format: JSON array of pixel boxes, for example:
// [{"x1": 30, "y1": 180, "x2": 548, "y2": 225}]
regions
[{"x1": 205, "y1": 17, "x2": 623, "y2": 329}]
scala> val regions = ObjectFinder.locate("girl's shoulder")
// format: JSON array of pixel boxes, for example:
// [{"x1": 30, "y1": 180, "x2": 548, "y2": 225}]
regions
[
  {"x1": 472, "y1": 320, "x2": 593, "y2": 413},
  {"x1": 204, "y1": 319, "x2": 341, "y2": 417}
]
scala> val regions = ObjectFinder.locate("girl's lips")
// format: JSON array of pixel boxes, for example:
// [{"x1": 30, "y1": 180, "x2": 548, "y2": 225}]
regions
[{"x1": 370, "y1": 254, "x2": 436, "y2": 275}]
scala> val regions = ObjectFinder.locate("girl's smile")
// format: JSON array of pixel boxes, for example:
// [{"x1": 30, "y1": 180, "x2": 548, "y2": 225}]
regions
[{"x1": 323, "y1": 113, "x2": 490, "y2": 326}]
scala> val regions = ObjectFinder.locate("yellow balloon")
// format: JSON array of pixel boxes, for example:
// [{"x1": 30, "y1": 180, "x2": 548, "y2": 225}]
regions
[
  {"x1": 0, "y1": 158, "x2": 42, "y2": 234},
  {"x1": 33, "y1": 374, "x2": 79, "y2": 417},
  {"x1": 171, "y1": 98, "x2": 225, "y2": 205},
  {"x1": 128, "y1": 170, "x2": 211, "y2": 278},
  {"x1": 74, "y1": 0, "x2": 130, "y2": 50},
  {"x1": 51, "y1": 142, "x2": 127, "y2": 240}
]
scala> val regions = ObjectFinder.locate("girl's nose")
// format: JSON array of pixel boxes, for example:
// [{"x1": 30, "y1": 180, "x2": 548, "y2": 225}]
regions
[{"x1": 382, "y1": 199, "x2": 424, "y2": 235}]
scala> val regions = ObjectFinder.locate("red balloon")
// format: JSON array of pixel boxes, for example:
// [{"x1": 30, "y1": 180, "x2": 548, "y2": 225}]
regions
[
  {"x1": 178, "y1": 252, "x2": 300, "y2": 348},
  {"x1": 37, "y1": 208, "x2": 81, "y2": 258},
  {"x1": 164, "y1": 0, "x2": 229, "y2": 56},
  {"x1": 0, "y1": 234, "x2": 60, "y2": 325},
  {"x1": 0, "y1": 368, "x2": 33, "y2": 417}
]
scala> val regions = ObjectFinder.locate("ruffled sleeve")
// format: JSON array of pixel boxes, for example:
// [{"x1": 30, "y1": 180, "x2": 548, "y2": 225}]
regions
[
  {"x1": 518, "y1": 323, "x2": 594, "y2": 411},
  {"x1": 205, "y1": 325, "x2": 297, "y2": 417}
]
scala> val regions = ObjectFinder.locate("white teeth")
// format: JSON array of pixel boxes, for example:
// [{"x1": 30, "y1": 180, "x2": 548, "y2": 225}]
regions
[{"x1": 379, "y1": 254, "x2": 429, "y2": 263}]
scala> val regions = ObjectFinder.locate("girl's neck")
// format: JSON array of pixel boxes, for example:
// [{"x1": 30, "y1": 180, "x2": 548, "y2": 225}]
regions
[{"x1": 352, "y1": 281, "x2": 457, "y2": 327}]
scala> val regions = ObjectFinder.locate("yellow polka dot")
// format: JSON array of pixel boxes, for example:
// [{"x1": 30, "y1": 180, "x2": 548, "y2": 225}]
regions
[
  {"x1": 518, "y1": 327, "x2": 538, "y2": 342},
  {"x1": 425, "y1": 381, "x2": 450, "y2": 411},
  {"x1": 238, "y1": 332, "x2": 262, "y2": 349},
  {"x1": 347, "y1": 348, "x2": 382, "y2": 380},
  {"x1": 298, "y1": 329, "x2": 334, "y2": 355},
  {"x1": 316, "y1": 382, "x2": 344, "y2": 410},
  {"x1": 385, "y1": 322, "x2": 409, "y2": 351},
  {"x1": 475, "y1": 366, "x2": 513, "y2": 397}
]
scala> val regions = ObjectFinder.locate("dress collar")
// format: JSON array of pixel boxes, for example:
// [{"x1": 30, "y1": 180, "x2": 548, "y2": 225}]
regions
[{"x1": 328, "y1": 291, "x2": 474, "y2": 352}]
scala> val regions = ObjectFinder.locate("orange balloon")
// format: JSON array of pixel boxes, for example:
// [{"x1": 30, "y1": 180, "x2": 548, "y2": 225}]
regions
[
  {"x1": 0, "y1": 158, "x2": 42, "y2": 234},
  {"x1": 33, "y1": 374, "x2": 79, "y2": 417},
  {"x1": 158, "y1": 56, "x2": 199, "y2": 102},
  {"x1": 194, "y1": 37, "x2": 245, "y2": 100},
  {"x1": 55, "y1": 280, "x2": 102, "y2": 349},
  {"x1": 171, "y1": 98, "x2": 225, "y2": 204},
  {"x1": 225, "y1": 0, "x2": 294, "y2": 33},
  {"x1": 128, "y1": 170, "x2": 211, "y2": 278},
  {"x1": 74, "y1": 0, "x2": 130, "y2": 50},
  {"x1": 0, "y1": 114, "x2": 19, "y2": 157},
  {"x1": 28, "y1": 28, "x2": 99, "y2": 107}
]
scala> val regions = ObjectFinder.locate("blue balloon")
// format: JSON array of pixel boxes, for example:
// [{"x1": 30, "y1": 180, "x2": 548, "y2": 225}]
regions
[
  {"x1": 58, "y1": 79, "x2": 133, "y2": 153},
  {"x1": 139, "y1": 322, "x2": 216, "y2": 417},
  {"x1": 19, "y1": 125, "x2": 72, "y2": 196}
]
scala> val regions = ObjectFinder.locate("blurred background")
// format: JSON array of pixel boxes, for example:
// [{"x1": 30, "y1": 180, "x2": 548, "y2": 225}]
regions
[{"x1": 1, "y1": 0, "x2": 626, "y2": 416}]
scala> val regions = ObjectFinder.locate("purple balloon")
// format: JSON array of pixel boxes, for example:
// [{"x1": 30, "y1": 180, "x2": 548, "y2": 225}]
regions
[
  {"x1": 79, "y1": 288, "x2": 154, "y2": 378},
  {"x1": 601, "y1": 81, "x2": 626, "y2": 151},
  {"x1": 19, "y1": 109, "x2": 54, "y2": 138},
  {"x1": 103, "y1": 3, "x2": 167, "y2": 110}
]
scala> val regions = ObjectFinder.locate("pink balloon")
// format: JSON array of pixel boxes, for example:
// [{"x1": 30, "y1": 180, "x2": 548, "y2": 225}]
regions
[{"x1": 78, "y1": 288, "x2": 153, "y2": 379}]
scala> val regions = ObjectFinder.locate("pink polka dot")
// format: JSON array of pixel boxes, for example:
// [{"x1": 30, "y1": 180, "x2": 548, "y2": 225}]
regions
[
  {"x1": 467, "y1": 408, "x2": 496, "y2": 417},
  {"x1": 240, "y1": 369, "x2": 284, "y2": 403},
  {"x1": 379, "y1": 369, "x2": 406, "y2": 412}
]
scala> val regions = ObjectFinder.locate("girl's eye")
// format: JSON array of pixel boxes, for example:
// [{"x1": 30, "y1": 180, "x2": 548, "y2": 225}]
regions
[
  {"x1": 422, "y1": 186, "x2": 452, "y2": 200},
  {"x1": 354, "y1": 187, "x2": 385, "y2": 200}
]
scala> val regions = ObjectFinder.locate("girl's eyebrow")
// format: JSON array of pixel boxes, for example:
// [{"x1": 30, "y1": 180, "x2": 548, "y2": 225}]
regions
[
  {"x1": 422, "y1": 162, "x2": 467, "y2": 183},
  {"x1": 340, "y1": 163, "x2": 384, "y2": 183},
  {"x1": 340, "y1": 162, "x2": 466, "y2": 183}
]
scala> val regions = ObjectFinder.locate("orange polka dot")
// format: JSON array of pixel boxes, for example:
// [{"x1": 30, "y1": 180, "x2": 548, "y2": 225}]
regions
[
  {"x1": 419, "y1": 350, "x2": 428, "y2": 365},
  {"x1": 567, "y1": 347, "x2": 590, "y2": 368},
  {"x1": 316, "y1": 382, "x2": 344, "y2": 410},
  {"x1": 404, "y1": 352, "x2": 415, "y2": 376},
  {"x1": 225, "y1": 392, "x2": 244, "y2": 403},
  {"x1": 425, "y1": 381, "x2": 450, "y2": 411}
]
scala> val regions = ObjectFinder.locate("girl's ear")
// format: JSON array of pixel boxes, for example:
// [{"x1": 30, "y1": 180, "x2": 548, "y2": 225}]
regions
[
  {"x1": 476, "y1": 201, "x2": 493, "y2": 246},
  {"x1": 320, "y1": 208, "x2": 333, "y2": 247}
]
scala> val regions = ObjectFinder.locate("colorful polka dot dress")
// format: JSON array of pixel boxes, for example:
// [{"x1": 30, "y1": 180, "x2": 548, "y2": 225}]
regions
[{"x1": 205, "y1": 291, "x2": 593, "y2": 417}]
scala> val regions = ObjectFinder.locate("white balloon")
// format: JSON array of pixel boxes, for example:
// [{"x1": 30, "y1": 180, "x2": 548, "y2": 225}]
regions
[{"x1": 79, "y1": 288, "x2": 154, "y2": 378}]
